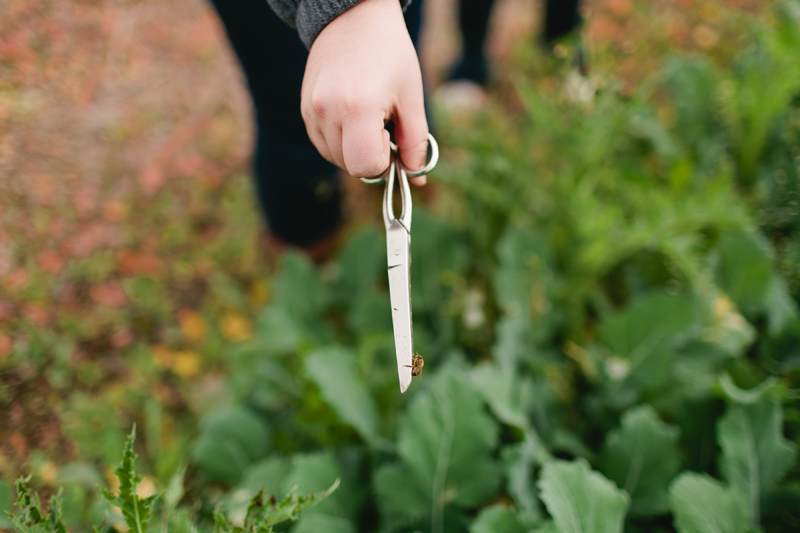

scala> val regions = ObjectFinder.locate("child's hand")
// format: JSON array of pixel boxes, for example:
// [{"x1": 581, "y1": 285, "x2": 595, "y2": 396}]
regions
[{"x1": 301, "y1": 0, "x2": 429, "y2": 185}]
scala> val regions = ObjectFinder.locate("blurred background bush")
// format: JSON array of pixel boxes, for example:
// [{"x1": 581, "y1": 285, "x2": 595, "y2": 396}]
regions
[{"x1": 1, "y1": 0, "x2": 799, "y2": 532}]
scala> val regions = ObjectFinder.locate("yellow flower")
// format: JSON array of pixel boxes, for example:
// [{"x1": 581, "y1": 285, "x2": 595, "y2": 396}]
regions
[
  {"x1": 178, "y1": 308, "x2": 207, "y2": 344},
  {"x1": 172, "y1": 350, "x2": 201, "y2": 378},
  {"x1": 220, "y1": 313, "x2": 253, "y2": 342}
]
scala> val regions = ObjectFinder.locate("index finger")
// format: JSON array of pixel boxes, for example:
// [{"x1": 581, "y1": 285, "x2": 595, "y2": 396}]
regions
[{"x1": 341, "y1": 114, "x2": 392, "y2": 179}]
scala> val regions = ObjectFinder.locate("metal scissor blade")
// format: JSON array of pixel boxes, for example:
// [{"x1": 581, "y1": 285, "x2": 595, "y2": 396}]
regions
[{"x1": 386, "y1": 220, "x2": 413, "y2": 393}]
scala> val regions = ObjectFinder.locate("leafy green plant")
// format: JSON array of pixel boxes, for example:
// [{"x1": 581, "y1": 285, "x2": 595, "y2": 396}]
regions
[
  {"x1": 6, "y1": 426, "x2": 338, "y2": 533},
  {"x1": 374, "y1": 370, "x2": 502, "y2": 531},
  {"x1": 191, "y1": 407, "x2": 271, "y2": 483},
  {"x1": 668, "y1": 472, "x2": 749, "y2": 533},
  {"x1": 538, "y1": 459, "x2": 629, "y2": 533},
  {"x1": 212, "y1": 482, "x2": 340, "y2": 533},
  {"x1": 718, "y1": 397, "x2": 797, "y2": 528},
  {"x1": 599, "y1": 405, "x2": 680, "y2": 517},
  {"x1": 99, "y1": 426, "x2": 156, "y2": 533},
  {"x1": 7, "y1": 477, "x2": 67, "y2": 533}
]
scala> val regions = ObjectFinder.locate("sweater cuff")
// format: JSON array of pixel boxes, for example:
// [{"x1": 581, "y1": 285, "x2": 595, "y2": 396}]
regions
[{"x1": 296, "y1": 0, "x2": 410, "y2": 49}]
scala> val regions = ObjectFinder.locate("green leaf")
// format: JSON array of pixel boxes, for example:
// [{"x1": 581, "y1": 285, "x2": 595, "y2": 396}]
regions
[
  {"x1": 501, "y1": 439, "x2": 543, "y2": 518},
  {"x1": 599, "y1": 293, "x2": 696, "y2": 389},
  {"x1": 0, "y1": 480, "x2": 11, "y2": 529},
  {"x1": 532, "y1": 521, "x2": 558, "y2": 533},
  {"x1": 494, "y1": 227, "x2": 556, "y2": 350},
  {"x1": 410, "y1": 210, "x2": 469, "y2": 314},
  {"x1": 291, "y1": 512, "x2": 355, "y2": 533},
  {"x1": 373, "y1": 463, "x2": 431, "y2": 518},
  {"x1": 11, "y1": 476, "x2": 44, "y2": 528},
  {"x1": 255, "y1": 307, "x2": 304, "y2": 355},
  {"x1": 290, "y1": 479, "x2": 340, "y2": 517},
  {"x1": 675, "y1": 396, "x2": 725, "y2": 474},
  {"x1": 599, "y1": 405, "x2": 680, "y2": 517},
  {"x1": 717, "y1": 398, "x2": 798, "y2": 527},
  {"x1": 238, "y1": 456, "x2": 291, "y2": 498},
  {"x1": 332, "y1": 229, "x2": 393, "y2": 334},
  {"x1": 469, "y1": 505, "x2": 525, "y2": 533},
  {"x1": 346, "y1": 293, "x2": 392, "y2": 335},
  {"x1": 375, "y1": 373, "x2": 501, "y2": 518},
  {"x1": 470, "y1": 363, "x2": 534, "y2": 431},
  {"x1": 761, "y1": 482, "x2": 800, "y2": 526},
  {"x1": 538, "y1": 459, "x2": 629, "y2": 533},
  {"x1": 470, "y1": 363, "x2": 552, "y2": 476},
  {"x1": 224, "y1": 456, "x2": 291, "y2": 521},
  {"x1": 272, "y1": 252, "x2": 327, "y2": 324},
  {"x1": 669, "y1": 342, "x2": 731, "y2": 403},
  {"x1": 304, "y1": 347, "x2": 383, "y2": 447},
  {"x1": 163, "y1": 464, "x2": 186, "y2": 511},
  {"x1": 46, "y1": 490, "x2": 67, "y2": 533},
  {"x1": 765, "y1": 277, "x2": 799, "y2": 336},
  {"x1": 62, "y1": 395, "x2": 127, "y2": 467},
  {"x1": 495, "y1": 227, "x2": 551, "y2": 315},
  {"x1": 165, "y1": 509, "x2": 196, "y2": 533},
  {"x1": 663, "y1": 56, "x2": 720, "y2": 154},
  {"x1": 717, "y1": 373, "x2": 781, "y2": 405},
  {"x1": 668, "y1": 472, "x2": 748, "y2": 533},
  {"x1": 232, "y1": 349, "x2": 304, "y2": 410},
  {"x1": 372, "y1": 463, "x2": 430, "y2": 518},
  {"x1": 56, "y1": 462, "x2": 104, "y2": 489},
  {"x1": 191, "y1": 407, "x2": 270, "y2": 483},
  {"x1": 760, "y1": 318, "x2": 800, "y2": 371},
  {"x1": 283, "y1": 452, "x2": 355, "y2": 520},
  {"x1": 212, "y1": 505, "x2": 232, "y2": 533},
  {"x1": 716, "y1": 232, "x2": 773, "y2": 313},
  {"x1": 493, "y1": 315, "x2": 537, "y2": 374},
  {"x1": 333, "y1": 227, "x2": 383, "y2": 306},
  {"x1": 100, "y1": 425, "x2": 154, "y2": 533},
  {"x1": 266, "y1": 252, "x2": 330, "y2": 343},
  {"x1": 719, "y1": 23, "x2": 800, "y2": 185},
  {"x1": 216, "y1": 478, "x2": 340, "y2": 533},
  {"x1": 630, "y1": 111, "x2": 680, "y2": 162}
]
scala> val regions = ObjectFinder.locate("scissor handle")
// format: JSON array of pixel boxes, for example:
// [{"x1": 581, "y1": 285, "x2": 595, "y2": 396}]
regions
[
  {"x1": 359, "y1": 133, "x2": 439, "y2": 184},
  {"x1": 383, "y1": 160, "x2": 412, "y2": 231},
  {"x1": 400, "y1": 133, "x2": 439, "y2": 178}
]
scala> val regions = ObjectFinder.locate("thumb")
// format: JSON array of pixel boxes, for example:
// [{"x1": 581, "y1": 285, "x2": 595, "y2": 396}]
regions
[{"x1": 394, "y1": 98, "x2": 429, "y2": 186}]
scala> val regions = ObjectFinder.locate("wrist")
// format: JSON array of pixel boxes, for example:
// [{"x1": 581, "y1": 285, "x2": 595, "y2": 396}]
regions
[{"x1": 298, "y1": 0, "x2": 406, "y2": 49}]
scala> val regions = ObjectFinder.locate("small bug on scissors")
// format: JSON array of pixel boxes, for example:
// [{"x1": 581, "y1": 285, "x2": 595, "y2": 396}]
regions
[{"x1": 404, "y1": 353, "x2": 424, "y2": 377}]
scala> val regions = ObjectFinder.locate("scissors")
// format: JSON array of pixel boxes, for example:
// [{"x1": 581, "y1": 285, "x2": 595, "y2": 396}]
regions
[{"x1": 360, "y1": 133, "x2": 439, "y2": 393}]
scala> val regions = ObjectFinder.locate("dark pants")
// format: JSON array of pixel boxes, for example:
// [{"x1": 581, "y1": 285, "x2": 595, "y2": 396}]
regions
[
  {"x1": 210, "y1": 0, "x2": 423, "y2": 246},
  {"x1": 453, "y1": 0, "x2": 583, "y2": 84}
]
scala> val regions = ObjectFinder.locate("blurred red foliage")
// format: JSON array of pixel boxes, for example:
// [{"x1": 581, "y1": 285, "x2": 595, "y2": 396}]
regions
[{"x1": 89, "y1": 283, "x2": 127, "y2": 308}]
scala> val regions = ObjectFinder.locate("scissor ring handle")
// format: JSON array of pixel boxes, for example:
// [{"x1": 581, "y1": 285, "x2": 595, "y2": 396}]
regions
[
  {"x1": 399, "y1": 133, "x2": 439, "y2": 178},
  {"x1": 359, "y1": 134, "x2": 438, "y2": 183},
  {"x1": 359, "y1": 174, "x2": 388, "y2": 185}
]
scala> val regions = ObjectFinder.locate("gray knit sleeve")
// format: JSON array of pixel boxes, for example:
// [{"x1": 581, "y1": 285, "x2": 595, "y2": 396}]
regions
[{"x1": 266, "y1": 0, "x2": 410, "y2": 49}]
